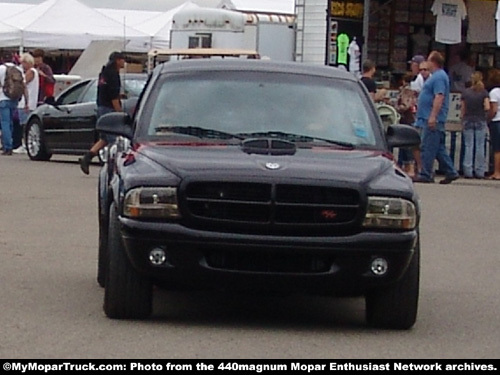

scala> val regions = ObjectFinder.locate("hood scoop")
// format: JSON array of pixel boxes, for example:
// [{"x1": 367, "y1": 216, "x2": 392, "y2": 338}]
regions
[{"x1": 241, "y1": 138, "x2": 296, "y2": 156}]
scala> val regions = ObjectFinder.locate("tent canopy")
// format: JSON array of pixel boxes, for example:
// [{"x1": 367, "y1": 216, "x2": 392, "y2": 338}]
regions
[
  {"x1": 2, "y1": 0, "x2": 149, "y2": 50},
  {"x1": 0, "y1": 19, "x2": 20, "y2": 47}
]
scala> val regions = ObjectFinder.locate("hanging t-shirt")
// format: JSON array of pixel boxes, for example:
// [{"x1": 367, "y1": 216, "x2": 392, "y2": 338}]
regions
[
  {"x1": 431, "y1": 0, "x2": 467, "y2": 45},
  {"x1": 337, "y1": 33, "x2": 349, "y2": 65},
  {"x1": 467, "y1": 1, "x2": 497, "y2": 43},
  {"x1": 467, "y1": 0, "x2": 495, "y2": 43},
  {"x1": 348, "y1": 38, "x2": 361, "y2": 77}
]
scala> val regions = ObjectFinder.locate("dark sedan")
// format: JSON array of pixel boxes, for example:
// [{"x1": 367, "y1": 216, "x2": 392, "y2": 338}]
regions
[{"x1": 25, "y1": 73, "x2": 147, "y2": 161}]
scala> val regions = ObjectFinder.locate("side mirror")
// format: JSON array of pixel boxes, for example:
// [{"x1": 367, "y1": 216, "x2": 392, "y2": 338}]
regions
[
  {"x1": 96, "y1": 112, "x2": 133, "y2": 139},
  {"x1": 386, "y1": 124, "x2": 421, "y2": 149}
]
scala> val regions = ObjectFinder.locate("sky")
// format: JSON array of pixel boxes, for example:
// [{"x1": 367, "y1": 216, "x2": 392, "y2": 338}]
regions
[{"x1": 4, "y1": 0, "x2": 221, "y2": 11}]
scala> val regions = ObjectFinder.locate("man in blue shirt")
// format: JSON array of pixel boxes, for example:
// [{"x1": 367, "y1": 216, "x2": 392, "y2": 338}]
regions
[{"x1": 414, "y1": 51, "x2": 459, "y2": 184}]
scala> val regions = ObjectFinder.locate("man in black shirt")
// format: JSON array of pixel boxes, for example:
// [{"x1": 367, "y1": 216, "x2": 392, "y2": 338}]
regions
[
  {"x1": 360, "y1": 59, "x2": 386, "y2": 102},
  {"x1": 79, "y1": 51, "x2": 125, "y2": 175}
]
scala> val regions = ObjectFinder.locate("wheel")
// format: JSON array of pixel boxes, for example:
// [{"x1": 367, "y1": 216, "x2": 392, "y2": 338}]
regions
[
  {"x1": 26, "y1": 119, "x2": 52, "y2": 161},
  {"x1": 104, "y1": 202, "x2": 152, "y2": 319},
  {"x1": 365, "y1": 239, "x2": 420, "y2": 330},
  {"x1": 97, "y1": 171, "x2": 111, "y2": 288}
]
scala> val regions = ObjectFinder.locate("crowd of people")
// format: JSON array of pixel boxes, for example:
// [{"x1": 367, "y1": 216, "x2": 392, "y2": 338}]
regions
[
  {"x1": 362, "y1": 51, "x2": 500, "y2": 183},
  {"x1": 0, "y1": 49, "x2": 54, "y2": 155},
  {"x1": 3, "y1": 48, "x2": 500, "y2": 182}
]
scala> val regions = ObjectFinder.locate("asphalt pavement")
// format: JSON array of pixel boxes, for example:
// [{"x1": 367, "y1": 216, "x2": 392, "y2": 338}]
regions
[{"x1": 1, "y1": 154, "x2": 499, "y2": 359}]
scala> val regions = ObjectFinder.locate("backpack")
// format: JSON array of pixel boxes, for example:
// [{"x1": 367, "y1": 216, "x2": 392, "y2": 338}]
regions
[{"x1": 2, "y1": 64, "x2": 25, "y2": 101}]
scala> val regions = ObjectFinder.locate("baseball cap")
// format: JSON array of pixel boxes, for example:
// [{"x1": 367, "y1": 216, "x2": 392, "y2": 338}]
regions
[
  {"x1": 108, "y1": 51, "x2": 126, "y2": 62},
  {"x1": 408, "y1": 55, "x2": 425, "y2": 64}
]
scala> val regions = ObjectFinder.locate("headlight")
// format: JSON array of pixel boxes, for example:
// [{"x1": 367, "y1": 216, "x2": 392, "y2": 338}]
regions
[
  {"x1": 363, "y1": 197, "x2": 417, "y2": 230},
  {"x1": 124, "y1": 187, "x2": 180, "y2": 219}
]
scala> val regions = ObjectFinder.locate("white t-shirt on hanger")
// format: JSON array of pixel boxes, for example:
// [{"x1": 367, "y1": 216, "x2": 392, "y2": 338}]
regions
[
  {"x1": 467, "y1": 0, "x2": 495, "y2": 43},
  {"x1": 431, "y1": 0, "x2": 467, "y2": 44},
  {"x1": 348, "y1": 38, "x2": 361, "y2": 78}
]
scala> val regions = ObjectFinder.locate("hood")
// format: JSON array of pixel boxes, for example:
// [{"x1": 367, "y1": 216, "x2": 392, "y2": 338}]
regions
[{"x1": 130, "y1": 142, "x2": 396, "y2": 186}]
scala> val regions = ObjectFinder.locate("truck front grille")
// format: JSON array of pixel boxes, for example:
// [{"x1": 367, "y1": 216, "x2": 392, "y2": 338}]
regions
[{"x1": 183, "y1": 182, "x2": 361, "y2": 235}]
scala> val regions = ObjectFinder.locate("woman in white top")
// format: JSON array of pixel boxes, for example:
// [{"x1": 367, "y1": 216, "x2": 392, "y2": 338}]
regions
[
  {"x1": 18, "y1": 53, "x2": 39, "y2": 125},
  {"x1": 14, "y1": 53, "x2": 39, "y2": 153},
  {"x1": 488, "y1": 69, "x2": 500, "y2": 179}
]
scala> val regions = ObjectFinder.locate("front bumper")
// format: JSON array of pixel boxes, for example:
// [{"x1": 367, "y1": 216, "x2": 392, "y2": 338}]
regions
[{"x1": 119, "y1": 217, "x2": 418, "y2": 295}]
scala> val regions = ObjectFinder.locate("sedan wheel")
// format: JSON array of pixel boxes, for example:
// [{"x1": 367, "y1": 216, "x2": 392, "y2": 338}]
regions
[{"x1": 26, "y1": 120, "x2": 51, "y2": 161}]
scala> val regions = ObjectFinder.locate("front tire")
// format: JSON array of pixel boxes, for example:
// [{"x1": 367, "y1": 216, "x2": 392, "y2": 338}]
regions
[
  {"x1": 97, "y1": 202, "x2": 108, "y2": 288},
  {"x1": 365, "y1": 239, "x2": 420, "y2": 330},
  {"x1": 26, "y1": 119, "x2": 52, "y2": 161},
  {"x1": 103, "y1": 202, "x2": 152, "y2": 319}
]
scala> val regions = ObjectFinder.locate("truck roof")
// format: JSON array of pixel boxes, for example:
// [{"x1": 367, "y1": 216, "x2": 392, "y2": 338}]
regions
[{"x1": 157, "y1": 59, "x2": 360, "y2": 82}]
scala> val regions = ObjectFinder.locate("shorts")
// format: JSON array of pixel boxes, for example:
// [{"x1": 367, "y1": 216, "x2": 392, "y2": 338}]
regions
[
  {"x1": 97, "y1": 106, "x2": 117, "y2": 144},
  {"x1": 490, "y1": 121, "x2": 500, "y2": 152}
]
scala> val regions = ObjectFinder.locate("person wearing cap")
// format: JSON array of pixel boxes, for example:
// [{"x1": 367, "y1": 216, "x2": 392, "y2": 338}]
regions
[
  {"x1": 409, "y1": 55, "x2": 426, "y2": 93},
  {"x1": 79, "y1": 51, "x2": 126, "y2": 175}
]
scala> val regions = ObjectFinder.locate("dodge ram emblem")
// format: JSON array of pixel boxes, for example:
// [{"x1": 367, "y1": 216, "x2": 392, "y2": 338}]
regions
[
  {"x1": 321, "y1": 210, "x2": 337, "y2": 220},
  {"x1": 265, "y1": 163, "x2": 281, "y2": 170}
]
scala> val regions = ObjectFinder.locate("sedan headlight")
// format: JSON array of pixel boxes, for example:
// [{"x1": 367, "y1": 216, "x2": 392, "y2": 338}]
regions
[
  {"x1": 363, "y1": 197, "x2": 417, "y2": 230},
  {"x1": 124, "y1": 187, "x2": 180, "y2": 219}
]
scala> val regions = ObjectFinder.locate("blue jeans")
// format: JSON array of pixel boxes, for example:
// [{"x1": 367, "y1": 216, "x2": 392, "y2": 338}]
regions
[
  {"x1": 462, "y1": 120, "x2": 487, "y2": 178},
  {"x1": 419, "y1": 126, "x2": 458, "y2": 181},
  {"x1": 0, "y1": 99, "x2": 19, "y2": 151}
]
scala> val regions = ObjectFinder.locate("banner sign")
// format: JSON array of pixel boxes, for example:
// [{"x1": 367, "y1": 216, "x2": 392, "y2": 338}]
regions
[{"x1": 2, "y1": 360, "x2": 498, "y2": 374}]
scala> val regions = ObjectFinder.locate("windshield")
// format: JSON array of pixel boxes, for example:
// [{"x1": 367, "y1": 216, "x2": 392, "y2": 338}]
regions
[{"x1": 138, "y1": 71, "x2": 382, "y2": 147}]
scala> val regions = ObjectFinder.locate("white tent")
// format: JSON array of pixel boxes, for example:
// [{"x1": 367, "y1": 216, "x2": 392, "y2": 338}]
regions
[
  {"x1": 133, "y1": 1, "x2": 200, "y2": 49},
  {"x1": 2, "y1": 0, "x2": 149, "y2": 51},
  {"x1": 0, "y1": 19, "x2": 20, "y2": 47},
  {"x1": 0, "y1": 2, "x2": 34, "y2": 19},
  {"x1": 96, "y1": 8, "x2": 163, "y2": 27}
]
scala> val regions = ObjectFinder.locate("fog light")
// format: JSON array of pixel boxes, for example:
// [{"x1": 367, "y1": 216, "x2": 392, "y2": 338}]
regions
[
  {"x1": 371, "y1": 258, "x2": 388, "y2": 276},
  {"x1": 149, "y1": 248, "x2": 167, "y2": 266}
]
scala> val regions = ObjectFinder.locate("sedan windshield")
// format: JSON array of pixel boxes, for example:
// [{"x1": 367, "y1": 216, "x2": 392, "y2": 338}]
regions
[{"x1": 139, "y1": 71, "x2": 381, "y2": 147}]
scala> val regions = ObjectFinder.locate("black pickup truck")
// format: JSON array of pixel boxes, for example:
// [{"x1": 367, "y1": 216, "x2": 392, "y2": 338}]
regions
[{"x1": 96, "y1": 59, "x2": 421, "y2": 329}]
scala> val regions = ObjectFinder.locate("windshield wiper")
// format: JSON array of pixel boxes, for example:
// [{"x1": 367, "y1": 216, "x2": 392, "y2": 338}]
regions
[
  {"x1": 238, "y1": 131, "x2": 355, "y2": 149},
  {"x1": 155, "y1": 126, "x2": 244, "y2": 140}
]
